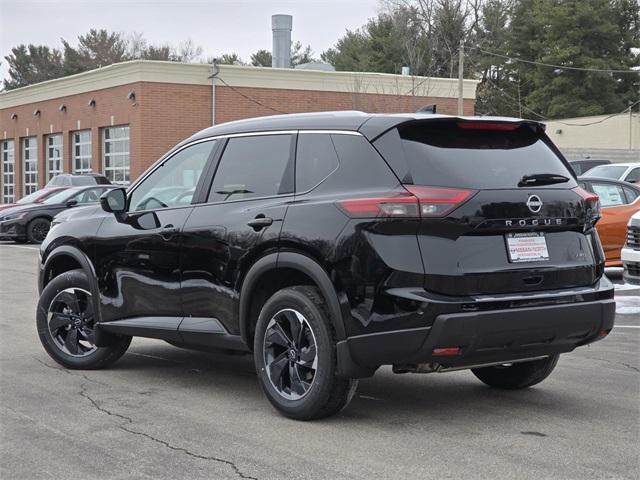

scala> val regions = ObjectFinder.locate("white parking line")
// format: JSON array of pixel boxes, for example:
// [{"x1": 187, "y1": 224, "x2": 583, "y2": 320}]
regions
[
  {"x1": 0, "y1": 244, "x2": 38, "y2": 251},
  {"x1": 615, "y1": 325, "x2": 640, "y2": 329}
]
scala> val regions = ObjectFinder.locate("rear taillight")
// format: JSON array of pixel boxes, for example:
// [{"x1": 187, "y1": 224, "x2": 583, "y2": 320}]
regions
[
  {"x1": 337, "y1": 186, "x2": 476, "y2": 219},
  {"x1": 337, "y1": 192, "x2": 419, "y2": 218},
  {"x1": 572, "y1": 186, "x2": 601, "y2": 224},
  {"x1": 404, "y1": 185, "x2": 477, "y2": 217}
]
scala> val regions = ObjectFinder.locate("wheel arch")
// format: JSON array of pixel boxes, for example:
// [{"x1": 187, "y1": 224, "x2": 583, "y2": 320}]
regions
[
  {"x1": 41, "y1": 245, "x2": 102, "y2": 324},
  {"x1": 239, "y1": 251, "x2": 347, "y2": 348}
]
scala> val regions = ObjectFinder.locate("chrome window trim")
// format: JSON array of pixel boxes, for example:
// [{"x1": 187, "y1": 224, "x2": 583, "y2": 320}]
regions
[{"x1": 127, "y1": 130, "x2": 363, "y2": 211}]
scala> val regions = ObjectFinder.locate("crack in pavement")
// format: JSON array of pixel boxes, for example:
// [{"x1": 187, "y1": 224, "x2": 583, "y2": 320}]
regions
[
  {"x1": 580, "y1": 355, "x2": 640, "y2": 373},
  {"x1": 33, "y1": 356, "x2": 258, "y2": 480}
]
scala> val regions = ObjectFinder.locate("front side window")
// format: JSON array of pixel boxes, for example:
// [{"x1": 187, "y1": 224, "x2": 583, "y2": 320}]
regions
[
  {"x1": 73, "y1": 130, "x2": 92, "y2": 174},
  {"x1": 22, "y1": 137, "x2": 38, "y2": 195},
  {"x1": 1, "y1": 139, "x2": 15, "y2": 203},
  {"x1": 46, "y1": 134, "x2": 63, "y2": 180},
  {"x1": 102, "y1": 126, "x2": 130, "y2": 185},
  {"x1": 74, "y1": 187, "x2": 108, "y2": 204},
  {"x1": 591, "y1": 183, "x2": 626, "y2": 207},
  {"x1": 296, "y1": 133, "x2": 339, "y2": 192},
  {"x1": 208, "y1": 134, "x2": 293, "y2": 203},
  {"x1": 624, "y1": 168, "x2": 640, "y2": 184},
  {"x1": 129, "y1": 140, "x2": 216, "y2": 212}
]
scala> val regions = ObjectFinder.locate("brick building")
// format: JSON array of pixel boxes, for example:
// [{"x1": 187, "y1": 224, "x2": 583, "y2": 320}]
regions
[{"x1": 0, "y1": 60, "x2": 477, "y2": 203}]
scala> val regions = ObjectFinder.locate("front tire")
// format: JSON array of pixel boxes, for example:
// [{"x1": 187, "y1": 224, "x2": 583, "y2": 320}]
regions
[
  {"x1": 36, "y1": 269, "x2": 131, "y2": 369},
  {"x1": 26, "y1": 217, "x2": 51, "y2": 244},
  {"x1": 254, "y1": 286, "x2": 358, "y2": 420},
  {"x1": 471, "y1": 355, "x2": 560, "y2": 389}
]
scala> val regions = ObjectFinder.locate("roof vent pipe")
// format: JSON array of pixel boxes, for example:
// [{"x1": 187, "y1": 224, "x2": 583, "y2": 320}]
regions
[{"x1": 272, "y1": 14, "x2": 292, "y2": 68}]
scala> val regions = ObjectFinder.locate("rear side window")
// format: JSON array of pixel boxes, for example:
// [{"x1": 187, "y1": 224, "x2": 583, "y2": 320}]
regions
[
  {"x1": 208, "y1": 134, "x2": 293, "y2": 202},
  {"x1": 591, "y1": 183, "x2": 626, "y2": 206},
  {"x1": 295, "y1": 133, "x2": 339, "y2": 192},
  {"x1": 385, "y1": 121, "x2": 576, "y2": 189}
]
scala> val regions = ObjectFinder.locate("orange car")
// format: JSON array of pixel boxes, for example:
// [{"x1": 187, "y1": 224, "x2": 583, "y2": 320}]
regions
[{"x1": 579, "y1": 176, "x2": 640, "y2": 267}]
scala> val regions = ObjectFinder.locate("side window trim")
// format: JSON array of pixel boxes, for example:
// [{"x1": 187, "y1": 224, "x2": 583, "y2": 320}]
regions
[{"x1": 126, "y1": 138, "x2": 218, "y2": 212}]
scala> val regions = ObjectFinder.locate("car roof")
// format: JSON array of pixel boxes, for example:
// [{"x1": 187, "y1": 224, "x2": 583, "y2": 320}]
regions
[
  {"x1": 578, "y1": 176, "x2": 640, "y2": 190},
  {"x1": 65, "y1": 185, "x2": 115, "y2": 192},
  {"x1": 186, "y1": 111, "x2": 546, "y2": 144},
  {"x1": 590, "y1": 163, "x2": 639, "y2": 168}
]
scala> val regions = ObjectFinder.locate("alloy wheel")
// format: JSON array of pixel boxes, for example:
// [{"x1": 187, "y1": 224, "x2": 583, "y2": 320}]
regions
[
  {"x1": 31, "y1": 221, "x2": 50, "y2": 243},
  {"x1": 263, "y1": 308, "x2": 318, "y2": 400},
  {"x1": 47, "y1": 287, "x2": 97, "y2": 357}
]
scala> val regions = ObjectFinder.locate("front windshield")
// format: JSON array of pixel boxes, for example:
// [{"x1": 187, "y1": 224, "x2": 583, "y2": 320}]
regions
[
  {"x1": 17, "y1": 190, "x2": 47, "y2": 204},
  {"x1": 42, "y1": 189, "x2": 78, "y2": 205},
  {"x1": 583, "y1": 165, "x2": 627, "y2": 179}
]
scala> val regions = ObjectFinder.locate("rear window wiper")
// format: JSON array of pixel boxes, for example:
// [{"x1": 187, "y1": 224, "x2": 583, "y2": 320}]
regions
[{"x1": 518, "y1": 173, "x2": 570, "y2": 187}]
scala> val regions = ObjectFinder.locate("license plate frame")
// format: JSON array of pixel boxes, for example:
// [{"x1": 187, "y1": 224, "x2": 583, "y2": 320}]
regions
[{"x1": 505, "y1": 232, "x2": 550, "y2": 263}]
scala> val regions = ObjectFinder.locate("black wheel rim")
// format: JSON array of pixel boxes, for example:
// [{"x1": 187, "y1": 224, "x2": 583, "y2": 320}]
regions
[
  {"x1": 32, "y1": 221, "x2": 49, "y2": 242},
  {"x1": 263, "y1": 309, "x2": 317, "y2": 400},
  {"x1": 47, "y1": 287, "x2": 97, "y2": 357}
]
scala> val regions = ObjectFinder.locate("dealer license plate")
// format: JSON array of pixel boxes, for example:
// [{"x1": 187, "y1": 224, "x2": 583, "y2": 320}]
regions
[{"x1": 505, "y1": 232, "x2": 550, "y2": 263}]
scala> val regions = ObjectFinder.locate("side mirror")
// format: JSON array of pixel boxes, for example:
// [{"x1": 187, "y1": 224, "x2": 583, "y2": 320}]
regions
[
  {"x1": 66, "y1": 199, "x2": 78, "y2": 207},
  {"x1": 100, "y1": 188, "x2": 127, "y2": 214}
]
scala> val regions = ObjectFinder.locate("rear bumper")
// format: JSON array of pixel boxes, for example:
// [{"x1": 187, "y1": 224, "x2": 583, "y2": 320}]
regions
[{"x1": 341, "y1": 285, "x2": 615, "y2": 372}]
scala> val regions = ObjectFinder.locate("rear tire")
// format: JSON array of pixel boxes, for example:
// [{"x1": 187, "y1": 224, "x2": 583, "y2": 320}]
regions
[
  {"x1": 36, "y1": 269, "x2": 131, "y2": 369},
  {"x1": 471, "y1": 355, "x2": 559, "y2": 389},
  {"x1": 26, "y1": 217, "x2": 51, "y2": 244},
  {"x1": 254, "y1": 286, "x2": 358, "y2": 420}
]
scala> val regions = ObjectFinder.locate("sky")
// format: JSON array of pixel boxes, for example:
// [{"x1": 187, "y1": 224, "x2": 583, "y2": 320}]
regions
[{"x1": 0, "y1": 0, "x2": 381, "y2": 82}]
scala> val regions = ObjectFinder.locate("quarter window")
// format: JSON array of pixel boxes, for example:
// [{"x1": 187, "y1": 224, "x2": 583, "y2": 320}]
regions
[
  {"x1": 73, "y1": 130, "x2": 92, "y2": 174},
  {"x1": 1, "y1": 140, "x2": 15, "y2": 203},
  {"x1": 46, "y1": 134, "x2": 63, "y2": 180},
  {"x1": 130, "y1": 140, "x2": 216, "y2": 212},
  {"x1": 22, "y1": 137, "x2": 38, "y2": 195},
  {"x1": 208, "y1": 134, "x2": 293, "y2": 203},
  {"x1": 102, "y1": 126, "x2": 130, "y2": 185},
  {"x1": 295, "y1": 133, "x2": 339, "y2": 192}
]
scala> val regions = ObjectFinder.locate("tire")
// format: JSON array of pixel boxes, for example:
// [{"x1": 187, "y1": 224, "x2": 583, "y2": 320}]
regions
[
  {"x1": 36, "y1": 269, "x2": 131, "y2": 370},
  {"x1": 471, "y1": 354, "x2": 560, "y2": 389},
  {"x1": 26, "y1": 217, "x2": 51, "y2": 244},
  {"x1": 254, "y1": 286, "x2": 358, "y2": 420}
]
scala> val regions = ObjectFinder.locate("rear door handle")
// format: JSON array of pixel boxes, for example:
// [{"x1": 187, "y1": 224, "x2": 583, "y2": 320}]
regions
[{"x1": 247, "y1": 216, "x2": 273, "y2": 231}]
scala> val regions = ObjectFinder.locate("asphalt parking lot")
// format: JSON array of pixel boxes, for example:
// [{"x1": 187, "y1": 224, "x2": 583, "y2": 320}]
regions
[{"x1": 0, "y1": 242, "x2": 638, "y2": 480}]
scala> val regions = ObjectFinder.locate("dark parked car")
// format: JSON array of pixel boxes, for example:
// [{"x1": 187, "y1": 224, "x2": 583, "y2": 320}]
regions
[
  {"x1": 46, "y1": 173, "x2": 111, "y2": 187},
  {"x1": 569, "y1": 159, "x2": 610, "y2": 176},
  {"x1": 0, "y1": 186, "x2": 68, "y2": 212},
  {"x1": 0, "y1": 185, "x2": 115, "y2": 243},
  {"x1": 36, "y1": 112, "x2": 615, "y2": 420}
]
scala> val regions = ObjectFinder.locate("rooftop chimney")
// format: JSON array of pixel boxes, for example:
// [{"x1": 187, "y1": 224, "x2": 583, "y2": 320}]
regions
[{"x1": 272, "y1": 14, "x2": 292, "y2": 68}]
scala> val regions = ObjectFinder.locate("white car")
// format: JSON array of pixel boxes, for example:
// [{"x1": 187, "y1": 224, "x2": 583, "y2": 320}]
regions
[
  {"x1": 583, "y1": 162, "x2": 640, "y2": 184},
  {"x1": 622, "y1": 210, "x2": 640, "y2": 285}
]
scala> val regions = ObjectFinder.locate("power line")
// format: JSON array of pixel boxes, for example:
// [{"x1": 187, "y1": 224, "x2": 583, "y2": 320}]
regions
[
  {"x1": 211, "y1": 65, "x2": 287, "y2": 115},
  {"x1": 469, "y1": 46, "x2": 640, "y2": 74}
]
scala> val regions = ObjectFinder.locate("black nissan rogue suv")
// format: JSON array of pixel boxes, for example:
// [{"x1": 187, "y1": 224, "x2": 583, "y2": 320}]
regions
[{"x1": 37, "y1": 111, "x2": 615, "y2": 420}]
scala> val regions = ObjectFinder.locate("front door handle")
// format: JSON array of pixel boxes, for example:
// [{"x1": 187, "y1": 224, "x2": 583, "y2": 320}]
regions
[
  {"x1": 247, "y1": 216, "x2": 273, "y2": 231},
  {"x1": 160, "y1": 224, "x2": 180, "y2": 240}
]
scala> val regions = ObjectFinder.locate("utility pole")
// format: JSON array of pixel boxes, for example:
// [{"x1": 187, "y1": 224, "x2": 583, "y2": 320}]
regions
[{"x1": 457, "y1": 39, "x2": 464, "y2": 115}]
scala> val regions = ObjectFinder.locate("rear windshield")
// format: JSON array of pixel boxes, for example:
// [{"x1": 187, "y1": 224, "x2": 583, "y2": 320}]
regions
[{"x1": 390, "y1": 121, "x2": 575, "y2": 189}]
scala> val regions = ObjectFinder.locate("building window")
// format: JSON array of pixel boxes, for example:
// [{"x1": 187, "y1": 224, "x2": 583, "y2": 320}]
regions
[
  {"x1": 1, "y1": 139, "x2": 15, "y2": 203},
  {"x1": 102, "y1": 126, "x2": 130, "y2": 184},
  {"x1": 46, "y1": 134, "x2": 63, "y2": 181},
  {"x1": 23, "y1": 136, "x2": 38, "y2": 195},
  {"x1": 72, "y1": 130, "x2": 92, "y2": 174}
]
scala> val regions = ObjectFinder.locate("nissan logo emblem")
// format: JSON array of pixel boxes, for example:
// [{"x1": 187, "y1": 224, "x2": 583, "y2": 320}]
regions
[{"x1": 526, "y1": 195, "x2": 543, "y2": 213}]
